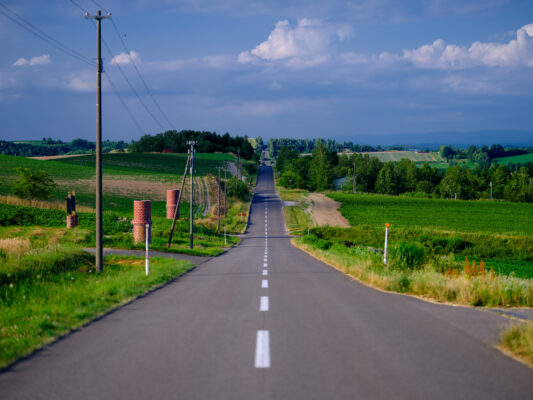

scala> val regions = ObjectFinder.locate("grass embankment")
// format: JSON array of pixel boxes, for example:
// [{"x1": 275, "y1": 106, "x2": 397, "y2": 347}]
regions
[
  {"x1": 501, "y1": 322, "x2": 533, "y2": 367},
  {"x1": 276, "y1": 188, "x2": 313, "y2": 233},
  {"x1": 293, "y1": 236, "x2": 533, "y2": 307},
  {"x1": 0, "y1": 240, "x2": 193, "y2": 368}
]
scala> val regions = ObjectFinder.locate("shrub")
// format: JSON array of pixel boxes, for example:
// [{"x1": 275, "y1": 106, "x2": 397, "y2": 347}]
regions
[
  {"x1": 390, "y1": 241, "x2": 426, "y2": 270},
  {"x1": 11, "y1": 167, "x2": 57, "y2": 201}
]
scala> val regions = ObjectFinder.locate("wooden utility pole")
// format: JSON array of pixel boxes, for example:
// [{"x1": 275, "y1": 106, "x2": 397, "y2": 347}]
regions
[
  {"x1": 217, "y1": 166, "x2": 221, "y2": 231},
  {"x1": 188, "y1": 140, "x2": 197, "y2": 249},
  {"x1": 224, "y1": 166, "x2": 227, "y2": 217},
  {"x1": 167, "y1": 154, "x2": 191, "y2": 247},
  {"x1": 85, "y1": 10, "x2": 111, "y2": 272}
]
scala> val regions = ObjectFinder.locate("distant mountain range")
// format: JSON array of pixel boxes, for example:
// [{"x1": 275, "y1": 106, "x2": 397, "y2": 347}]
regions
[{"x1": 336, "y1": 130, "x2": 533, "y2": 148}]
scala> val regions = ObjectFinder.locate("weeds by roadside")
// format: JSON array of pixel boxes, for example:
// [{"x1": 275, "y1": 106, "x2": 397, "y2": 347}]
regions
[
  {"x1": 500, "y1": 321, "x2": 533, "y2": 367},
  {"x1": 293, "y1": 236, "x2": 533, "y2": 307}
]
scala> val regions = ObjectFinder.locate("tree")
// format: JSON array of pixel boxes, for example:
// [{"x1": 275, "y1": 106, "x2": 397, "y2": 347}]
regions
[
  {"x1": 11, "y1": 167, "x2": 57, "y2": 201},
  {"x1": 440, "y1": 145, "x2": 455, "y2": 162},
  {"x1": 308, "y1": 141, "x2": 334, "y2": 191},
  {"x1": 375, "y1": 162, "x2": 397, "y2": 195}
]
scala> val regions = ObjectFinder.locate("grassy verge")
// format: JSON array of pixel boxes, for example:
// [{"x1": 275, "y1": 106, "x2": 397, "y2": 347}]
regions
[
  {"x1": 292, "y1": 237, "x2": 533, "y2": 307},
  {"x1": 0, "y1": 251, "x2": 193, "y2": 369},
  {"x1": 284, "y1": 205, "x2": 313, "y2": 234},
  {"x1": 500, "y1": 321, "x2": 533, "y2": 367}
]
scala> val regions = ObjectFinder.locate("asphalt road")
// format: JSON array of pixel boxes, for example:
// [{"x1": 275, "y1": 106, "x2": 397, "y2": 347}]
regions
[{"x1": 0, "y1": 165, "x2": 532, "y2": 399}]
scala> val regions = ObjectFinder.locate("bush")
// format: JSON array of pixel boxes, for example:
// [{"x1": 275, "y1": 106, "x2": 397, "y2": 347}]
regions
[
  {"x1": 390, "y1": 241, "x2": 426, "y2": 270},
  {"x1": 303, "y1": 234, "x2": 331, "y2": 250},
  {"x1": 11, "y1": 167, "x2": 57, "y2": 200}
]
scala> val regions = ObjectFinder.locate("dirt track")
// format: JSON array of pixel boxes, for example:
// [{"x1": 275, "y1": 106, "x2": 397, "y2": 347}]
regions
[{"x1": 308, "y1": 193, "x2": 350, "y2": 227}]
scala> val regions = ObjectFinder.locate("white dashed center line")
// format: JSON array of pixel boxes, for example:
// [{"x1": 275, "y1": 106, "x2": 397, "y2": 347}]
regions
[
  {"x1": 262, "y1": 279, "x2": 269, "y2": 288},
  {"x1": 263, "y1": 263, "x2": 268, "y2": 267},
  {"x1": 260, "y1": 296, "x2": 269, "y2": 311},
  {"x1": 255, "y1": 330, "x2": 270, "y2": 368},
  {"x1": 262, "y1": 270, "x2": 268, "y2": 276}
]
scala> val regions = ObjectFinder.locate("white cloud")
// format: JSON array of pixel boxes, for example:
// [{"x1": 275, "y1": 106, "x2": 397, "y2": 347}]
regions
[
  {"x1": 65, "y1": 71, "x2": 93, "y2": 92},
  {"x1": 110, "y1": 50, "x2": 141, "y2": 65},
  {"x1": 12, "y1": 54, "x2": 51, "y2": 67},
  {"x1": 238, "y1": 18, "x2": 352, "y2": 68},
  {"x1": 402, "y1": 23, "x2": 533, "y2": 69}
]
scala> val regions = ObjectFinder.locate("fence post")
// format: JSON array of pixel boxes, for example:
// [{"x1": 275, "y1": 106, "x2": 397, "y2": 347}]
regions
[
  {"x1": 384, "y1": 223, "x2": 390, "y2": 265},
  {"x1": 145, "y1": 223, "x2": 150, "y2": 276}
]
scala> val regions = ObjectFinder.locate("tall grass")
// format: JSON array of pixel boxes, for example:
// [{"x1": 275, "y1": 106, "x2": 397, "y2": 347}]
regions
[
  {"x1": 500, "y1": 321, "x2": 533, "y2": 366},
  {"x1": 293, "y1": 237, "x2": 533, "y2": 307}
]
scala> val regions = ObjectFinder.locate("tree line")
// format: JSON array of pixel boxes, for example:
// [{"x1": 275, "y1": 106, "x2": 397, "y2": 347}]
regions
[
  {"x1": 440, "y1": 144, "x2": 531, "y2": 167},
  {"x1": 276, "y1": 142, "x2": 533, "y2": 202},
  {"x1": 128, "y1": 130, "x2": 256, "y2": 160},
  {"x1": 268, "y1": 138, "x2": 381, "y2": 158}
]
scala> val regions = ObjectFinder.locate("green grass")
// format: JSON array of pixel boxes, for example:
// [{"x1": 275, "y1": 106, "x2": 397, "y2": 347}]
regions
[
  {"x1": 359, "y1": 151, "x2": 440, "y2": 163},
  {"x1": 495, "y1": 153, "x2": 533, "y2": 166},
  {"x1": 324, "y1": 194, "x2": 533, "y2": 279},
  {"x1": 293, "y1": 237, "x2": 533, "y2": 307},
  {"x1": 284, "y1": 206, "x2": 313, "y2": 233},
  {"x1": 54, "y1": 152, "x2": 234, "y2": 178},
  {"x1": 329, "y1": 193, "x2": 533, "y2": 235},
  {"x1": 501, "y1": 321, "x2": 533, "y2": 366},
  {"x1": 0, "y1": 252, "x2": 193, "y2": 368},
  {"x1": 0, "y1": 153, "x2": 238, "y2": 216}
]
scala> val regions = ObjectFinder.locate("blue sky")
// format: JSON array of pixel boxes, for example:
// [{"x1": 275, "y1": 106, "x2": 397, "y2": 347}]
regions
[{"x1": 1, "y1": 0, "x2": 532, "y2": 142}]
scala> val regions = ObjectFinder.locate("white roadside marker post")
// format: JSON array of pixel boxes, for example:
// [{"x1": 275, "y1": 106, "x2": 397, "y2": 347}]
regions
[
  {"x1": 145, "y1": 223, "x2": 150, "y2": 276},
  {"x1": 224, "y1": 226, "x2": 227, "y2": 246},
  {"x1": 384, "y1": 222, "x2": 390, "y2": 265}
]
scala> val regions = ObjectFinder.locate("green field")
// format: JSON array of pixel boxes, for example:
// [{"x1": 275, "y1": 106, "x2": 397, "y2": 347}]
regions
[
  {"x1": 327, "y1": 193, "x2": 533, "y2": 278},
  {"x1": 358, "y1": 151, "x2": 440, "y2": 163},
  {"x1": 495, "y1": 153, "x2": 533, "y2": 165},
  {"x1": 0, "y1": 153, "x2": 235, "y2": 215},
  {"x1": 54, "y1": 152, "x2": 234, "y2": 177},
  {"x1": 329, "y1": 193, "x2": 532, "y2": 235}
]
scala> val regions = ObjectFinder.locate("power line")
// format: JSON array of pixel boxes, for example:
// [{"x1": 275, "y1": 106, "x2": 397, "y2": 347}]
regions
[
  {"x1": 104, "y1": 72, "x2": 146, "y2": 136},
  {"x1": 70, "y1": 1, "x2": 147, "y2": 135},
  {"x1": 0, "y1": 2, "x2": 95, "y2": 66},
  {"x1": 76, "y1": 0, "x2": 168, "y2": 131},
  {"x1": 100, "y1": 34, "x2": 166, "y2": 131},
  {"x1": 89, "y1": 0, "x2": 109, "y2": 14},
  {"x1": 110, "y1": 19, "x2": 175, "y2": 130}
]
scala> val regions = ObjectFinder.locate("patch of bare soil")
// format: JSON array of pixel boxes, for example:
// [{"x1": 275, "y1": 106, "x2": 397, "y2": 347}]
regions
[
  {"x1": 308, "y1": 193, "x2": 350, "y2": 228},
  {"x1": 59, "y1": 176, "x2": 175, "y2": 200}
]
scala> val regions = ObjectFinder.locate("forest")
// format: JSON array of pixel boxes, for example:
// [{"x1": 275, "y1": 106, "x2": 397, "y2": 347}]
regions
[{"x1": 128, "y1": 130, "x2": 256, "y2": 160}]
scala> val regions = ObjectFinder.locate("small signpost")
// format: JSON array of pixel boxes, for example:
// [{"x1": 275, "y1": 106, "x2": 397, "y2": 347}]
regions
[
  {"x1": 384, "y1": 223, "x2": 390, "y2": 265},
  {"x1": 145, "y1": 223, "x2": 150, "y2": 276}
]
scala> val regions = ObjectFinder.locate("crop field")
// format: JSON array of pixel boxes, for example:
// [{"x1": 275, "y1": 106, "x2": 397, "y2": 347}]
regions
[
  {"x1": 327, "y1": 193, "x2": 533, "y2": 278},
  {"x1": 329, "y1": 193, "x2": 532, "y2": 235},
  {"x1": 358, "y1": 151, "x2": 440, "y2": 163},
  {"x1": 495, "y1": 152, "x2": 533, "y2": 165},
  {"x1": 0, "y1": 153, "x2": 235, "y2": 215}
]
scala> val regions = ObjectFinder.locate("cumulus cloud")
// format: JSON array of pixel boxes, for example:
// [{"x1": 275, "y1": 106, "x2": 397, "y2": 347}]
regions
[
  {"x1": 402, "y1": 23, "x2": 533, "y2": 69},
  {"x1": 110, "y1": 50, "x2": 141, "y2": 65},
  {"x1": 238, "y1": 18, "x2": 352, "y2": 67},
  {"x1": 12, "y1": 54, "x2": 51, "y2": 67}
]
